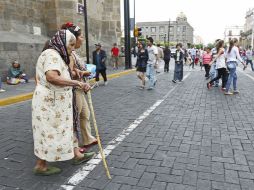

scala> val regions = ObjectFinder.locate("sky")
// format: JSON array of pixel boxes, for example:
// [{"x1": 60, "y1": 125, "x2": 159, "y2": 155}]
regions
[{"x1": 121, "y1": 0, "x2": 254, "y2": 44}]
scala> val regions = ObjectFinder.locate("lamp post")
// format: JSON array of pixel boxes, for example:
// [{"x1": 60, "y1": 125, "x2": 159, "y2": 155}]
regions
[
  {"x1": 252, "y1": 24, "x2": 254, "y2": 49},
  {"x1": 167, "y1": 18, "x2": 170, "y2": 44},
  {"x1": 83, "y1": 0, "x2": 90, "y2": 64},
  {"x1": 124, "y1": 0, "x2": 131, "y2": 69}
]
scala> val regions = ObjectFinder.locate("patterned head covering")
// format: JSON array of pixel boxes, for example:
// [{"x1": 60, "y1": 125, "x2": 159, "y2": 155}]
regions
[{"x1": 48, "y1": 29, "x2": 76, "y2": 65}]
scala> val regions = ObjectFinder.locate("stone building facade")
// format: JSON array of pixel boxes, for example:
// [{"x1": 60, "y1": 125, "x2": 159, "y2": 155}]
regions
[
  {"x1": 224, "y1": 26, "x2": 244, "y2": 45},
  {"x1": 241, "y1": 8, "x2": 254, "y2": 49},
  {"x1": 137, "y1": 12, "x2": 194, "y2": 47},
  {"x1": 0, "y1": 0, "x2": 121, "y2": 80}
]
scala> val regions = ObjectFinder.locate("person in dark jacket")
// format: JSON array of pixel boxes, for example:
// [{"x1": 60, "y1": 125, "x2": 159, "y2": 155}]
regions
[
  {"x1": 92, "y1": 43, "x2": 107, "y2": 86},
  {"x1": 163, "y1": 46, "x2": 171, "y2": 72},
  {"x1": 135, "y1": 42, "x2": 148, "y2": 89},
  {"x1": 172, "y1": 43, "x2": 184, "y2": 83}
]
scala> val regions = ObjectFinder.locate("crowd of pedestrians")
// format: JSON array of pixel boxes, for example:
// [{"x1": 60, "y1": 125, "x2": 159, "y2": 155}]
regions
[
  {"x1": 205, "y1": 38, "x2": 248, "y2": 95},
  {"x1": 133, "y1": 36, "x2": 254, "y2": 96}
]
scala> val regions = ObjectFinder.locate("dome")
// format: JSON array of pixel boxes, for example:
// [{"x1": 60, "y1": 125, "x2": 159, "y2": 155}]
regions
[{"x1": 177, "y1": 12, "x2": 187, "y2": 19}]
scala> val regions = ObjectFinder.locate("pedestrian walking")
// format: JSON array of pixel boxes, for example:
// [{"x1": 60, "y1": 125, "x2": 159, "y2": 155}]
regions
[
  {"x1": 202, "y1": 47, "x2": 212, "y2": 79},
  {"x1": 61, "y1": 22, "x2": 98, "y2": 150},
  {"x1": 93, "y1": 43, "x2": 107, "y2": 87},
  {"x1": 0, "y1": 77, "x2": 5, "y2": 92},
  {"x1": 210, "y1": 39, "x2": 220, "y2": 87},
  {"x1": 156, "y1": 44, "x2": 164, "y2": 73},
  {"x1": 135, "y1": 41, "x2": 148, "y2": 89},
  {"x1": 207, "y1": 40, "x2": 228, "y2": 91},
  {"x1": 245, "y1": 46, "x2": 254, "y2": 71},
  {"x1": 224, "y1": 38, "x2": 247, "y2": 95},
  {"x1": 172, "y1": 43, "x2": 184, "y2": 83},
  {"x1": 111, "y1": 43, "x2": 120, "y2": 70},
  {"x1": 199, "y1": 48, "x2": 204, "y2": 70},
  {"x1": 32, "y1": 29, "x2": 93, "y2": 176},
  {"x1": 146, "y1": 37, "x2": 158, "y2": 90},
  {"x1": 190, "y1": 45, "x2": 196, "y2": 69},
  {"x1": 163, "y1": 46, "x2": 171, "y2": 72}
]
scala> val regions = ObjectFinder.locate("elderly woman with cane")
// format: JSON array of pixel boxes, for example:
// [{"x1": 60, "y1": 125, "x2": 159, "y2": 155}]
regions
[
  {"x1": 61, "y1": 22, "x2": 98, "y2": 150},
  {"x1": 62, "y1": 22, "x2": 111, "y2": 179},
  {"x1": 32, "y1": 29, "x2": 94, "y2": 176}
]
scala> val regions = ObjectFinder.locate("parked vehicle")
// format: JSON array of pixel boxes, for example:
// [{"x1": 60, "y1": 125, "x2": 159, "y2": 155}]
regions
[{"x1": 170, "y1": 48, "x2": 176, "y2": 57}]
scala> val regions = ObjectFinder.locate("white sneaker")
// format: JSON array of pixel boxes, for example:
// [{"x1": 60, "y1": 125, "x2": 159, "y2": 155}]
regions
[
  {"x1": 0, "y1": 89, "x2": 6, "y2": 93},
  {"x1": 94, "y1": 82, "x2": 99, "y2": 88},
  {"x1": 104, "y1": 81, "x2": 108, "y2": 86}
]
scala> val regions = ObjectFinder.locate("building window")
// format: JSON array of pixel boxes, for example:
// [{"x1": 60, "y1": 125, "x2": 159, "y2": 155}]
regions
[
  {"x1": 159, "y1": 26, "x2": 165, "y2": 33},
  {"x1": 146, "y1": 27, "x2": 149, "y2": 32},
  {"x1": 228, "y1": 30, "x2": 232, "y2": 36},
  {"x1": 160, "y1": 34, "x2": 165, "y2": 41},
  {"x1": 151, "y1": 27, "x2": 156, "y2": 33},
  {"x1": 151, "y1": 35, "x2": 156, "y2": 40},
  {"x1": 177, "y1": 26, "x2": 181, "y2": 32},
  {"x1": 183, "y1": 26, "x2": 186, "y2": 32}
]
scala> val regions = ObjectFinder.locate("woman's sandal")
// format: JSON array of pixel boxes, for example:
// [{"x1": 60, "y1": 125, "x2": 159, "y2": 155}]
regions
[
  {"x1": 33, "y1": 166, "x2": 62, "y2": 176},
  {"x1": 72, "y1": 152, "x2": 95, "y2": 165},
  {"x1": 82, "y1": 140, "x2": 98, "y2": 149}
]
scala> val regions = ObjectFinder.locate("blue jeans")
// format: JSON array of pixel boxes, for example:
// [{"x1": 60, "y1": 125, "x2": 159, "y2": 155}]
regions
[
  {"x1": 146, "y1": 63, "x2": 156, "y2": 88},
  {"x1": 246, "y1": 60, "x2": 254, "y2": 71},
  {"x1": 225, "y1": 66, "x2": 237, "y2": 92},
  {"x1": 174, "y1": 62, "x2": 183, "y2": 81},
  {"x1": 210, "y1": 63, "x2": 219, "y2": 85}
]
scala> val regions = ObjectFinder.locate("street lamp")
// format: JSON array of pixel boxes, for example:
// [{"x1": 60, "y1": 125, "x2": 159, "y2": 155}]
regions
[
  {"x1": 251, "y1": 23, "x2": 254, "y2": 50},
  {"x1": 83, "y1": 0, "x2": 89, "y2": 64},
  {"x1": 167, "y1": 18, "x2": 170, "y2": 44}
]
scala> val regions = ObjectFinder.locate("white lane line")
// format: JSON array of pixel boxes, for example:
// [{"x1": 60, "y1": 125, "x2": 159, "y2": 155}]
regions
[{"x1": 60, "y1": 73, "x2": 191, "y2": 190}]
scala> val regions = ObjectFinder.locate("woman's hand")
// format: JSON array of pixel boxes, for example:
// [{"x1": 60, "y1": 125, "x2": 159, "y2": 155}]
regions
[
  {"x1": 81, "y1": 71, "x2": 91, "y2": 77},
  {"x1": 78, "y1": 82, "x2": 91, "y2": 92}
]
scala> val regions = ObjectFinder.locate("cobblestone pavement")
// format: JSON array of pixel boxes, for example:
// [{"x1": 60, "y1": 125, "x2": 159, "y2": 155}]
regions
[
  {"x1": 1, "y1": 64, "x2": 254, "y2": 190},
  {"x1": 0, "y1": 67, "x2": 128, "y2": 100}
]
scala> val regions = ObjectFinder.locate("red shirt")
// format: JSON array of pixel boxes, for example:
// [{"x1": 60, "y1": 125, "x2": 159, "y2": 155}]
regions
[
  {"x1": 111, "y1": 47, "x2": 119, "y2": 56},
  {"x1": 202, "y1": 52, "x2": 212, "y2": 64}
]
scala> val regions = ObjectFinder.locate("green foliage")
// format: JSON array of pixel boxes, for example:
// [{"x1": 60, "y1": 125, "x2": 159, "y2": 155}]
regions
[
  {"x1": 206, "y1": 43, "x2": 214, "y2": 49},
  {"x1": 195, "y1": 44, "x2": 204, "y2": 49}
]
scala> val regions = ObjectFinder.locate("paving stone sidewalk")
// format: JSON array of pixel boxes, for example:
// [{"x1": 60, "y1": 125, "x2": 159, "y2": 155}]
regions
[
  {"x1": 76, "y1": 70, "x2": 254, "y2": 190},
  {"x1": 0, "y1": 67, "x2": 127, "y2": 100}
]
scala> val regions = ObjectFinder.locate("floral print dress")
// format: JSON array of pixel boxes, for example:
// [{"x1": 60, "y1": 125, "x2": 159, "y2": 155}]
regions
[{"x1": 32, "y1": 49, "x2": 78, "y2": 162}]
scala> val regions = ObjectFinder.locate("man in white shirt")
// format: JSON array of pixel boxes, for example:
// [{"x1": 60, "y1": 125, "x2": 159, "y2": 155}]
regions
[
  {"x1": 246, "y1": 46, "x2": 254, "y2": 71},
  {"x1": 146, "y1": 37, "x2": 158, "y2": 90},
  {"x1": 190, "y1": 46, "x2": 196, "y2": 69}
]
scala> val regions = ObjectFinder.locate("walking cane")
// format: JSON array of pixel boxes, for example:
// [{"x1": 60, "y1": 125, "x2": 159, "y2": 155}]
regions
[{"x1": 86, "y1": 81, "x2": 112, "y2": 179}]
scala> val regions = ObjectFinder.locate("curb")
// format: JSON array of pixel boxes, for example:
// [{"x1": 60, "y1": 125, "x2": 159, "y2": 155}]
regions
[{"x1": 0, "y1": 69, "x2": 135, "y2": 107}]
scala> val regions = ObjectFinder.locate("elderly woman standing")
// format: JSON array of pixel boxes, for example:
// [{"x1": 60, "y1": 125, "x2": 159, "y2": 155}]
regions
[
  {"x1": 61, "y1": 22, "x2": 98, "y2": 150},
  {"x1": 32, "y1": 29, "x2": 94, "y2": 176}
]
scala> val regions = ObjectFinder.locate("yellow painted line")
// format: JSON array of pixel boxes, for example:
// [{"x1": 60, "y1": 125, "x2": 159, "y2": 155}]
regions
[
  {"x1": 0, "y1": 92, "x2": 34, "y2": 106},
  {"x1": 0, "y1": 69, "x2": 136, "y2": 107}
]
